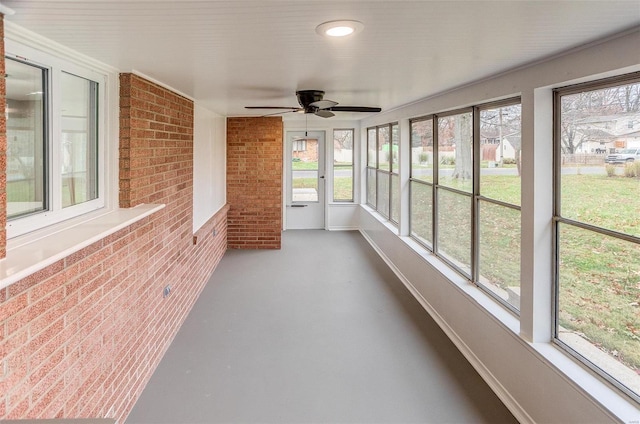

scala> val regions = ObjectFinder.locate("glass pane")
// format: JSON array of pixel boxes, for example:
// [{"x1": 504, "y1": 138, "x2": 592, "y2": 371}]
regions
[
  {"x1": 367, "y1": 128, "x2": 377, "y2": 168},
  {"x1": 367, "y1": 167, "x2": 377, "y2": 207},
  {"x1": 437, "y1": 188, "x2": 471, "y2": 275},
  {"x1": 333, "y1": 129, "x2": 353, "y2": 202},
  {"x1": 438, "y1": 112, "x2": 473, "y2": 192},
  {"x1": 390, "y1": 173, "x2": 400, "y2": 224},
  {"x1": 391, "y1": 123, "x2": 399, "y2": 173},
  {"x1": 480, "y1": 104, "x2": 522, "y2": 206},
  {"x1": 6, "y1": 59, "x2": 47, "y2": 219},
  {"x1": 557, "y1": 223, "x2": 640, "y2": 397},
  {"x1": 411, "y1": 118, "x2": 433, "y2": 183},
  {"x1": 61, "y1": 72, "x2": 99, "y2": 208},
  {"x1": 292, "y1": 138, "x2": 318, "y2": 202},
  {"x1": 478, "y1": 201, "x2": 521, "y2": 310},
  {"x1": 377, "y1": 170, "x2": 390, "y2": 218},
  {"x1": 560, "y1": 82, "x2": 640, "y2": 237},
  {"x1": 378, "y1": 126, "x2": 390, "y2": 171},
  {"x1": 410, "y1": 181, "x2": 432, "y2": 247}
]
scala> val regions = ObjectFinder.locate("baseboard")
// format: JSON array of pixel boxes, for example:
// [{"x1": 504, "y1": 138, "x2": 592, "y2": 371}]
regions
[
  {"x1": 327, "y1": 226, "x2": 359, "y2": 231},
  {"x1": 359, "y1": 229, "x2": 535, "y2": 424}
]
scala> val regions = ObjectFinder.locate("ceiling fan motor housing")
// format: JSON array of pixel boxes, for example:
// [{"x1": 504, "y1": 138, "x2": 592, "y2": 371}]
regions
[{"x1": 296, "y1": 90, "x2": 325, "y2": 112}]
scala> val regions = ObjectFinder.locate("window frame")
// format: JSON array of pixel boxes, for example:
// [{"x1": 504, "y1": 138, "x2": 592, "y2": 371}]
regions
[
  {"x1": 474, "y1": 99, "x2": 523, "y2": 314},
  {"x1": 552, "y1": 72, "x2": 640, "y2": 404},
  {"x1": 409, "y1": 115, "x2": 435, "y2": 250},
  {"x1": 409, "y1": 99, "x2": 522, "y2": 310},
  {"x1": 434, "y1": 108, "x2": 474, "y2": 278},
  {"x1": 332, "y1": 128, "x2": 354, "y2": 203},
  {"x1": 5, "y1": 40, "x2": 107, "y2": 239},
  {"x1": 366, "y1": 122, "x2": 399, "y2": 224}
]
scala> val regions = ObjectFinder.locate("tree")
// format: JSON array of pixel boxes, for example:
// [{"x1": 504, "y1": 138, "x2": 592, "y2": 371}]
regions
[{"x1": 334, "y1": 129, "x2": 353, "y2": 150}]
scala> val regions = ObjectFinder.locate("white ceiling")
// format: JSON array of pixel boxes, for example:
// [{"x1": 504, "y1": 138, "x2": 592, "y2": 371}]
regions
[{"x1": 3, "y1": 1, "x2": 640, "y2": 121}]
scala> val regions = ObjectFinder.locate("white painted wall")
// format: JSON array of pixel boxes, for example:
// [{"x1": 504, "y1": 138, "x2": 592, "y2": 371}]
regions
[
  {"x1": 358, "y1": 29, "x2": 640, "y2": 423},
  {"x1": 283, "y1": 118, "x2": 361, "y2": 231},
  {"x1": 193, "y1": 103, "x2": 226, "y2": 232}
]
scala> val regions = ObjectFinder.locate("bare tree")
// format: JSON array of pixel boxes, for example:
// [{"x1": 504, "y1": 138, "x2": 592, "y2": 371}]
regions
[{"x1": 435, "y1": 112, "x2": 474, "y2": 181}]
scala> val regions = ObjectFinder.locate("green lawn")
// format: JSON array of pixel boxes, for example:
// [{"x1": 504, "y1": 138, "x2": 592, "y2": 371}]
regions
[{"x1": 409, "y1": 173, "x2": 640, "y2": 373}]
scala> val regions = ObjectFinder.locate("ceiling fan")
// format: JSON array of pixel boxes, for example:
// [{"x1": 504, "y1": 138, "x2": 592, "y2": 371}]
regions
[{"x1": 245, "y1": 90, "x2": 381, "y2": 118}]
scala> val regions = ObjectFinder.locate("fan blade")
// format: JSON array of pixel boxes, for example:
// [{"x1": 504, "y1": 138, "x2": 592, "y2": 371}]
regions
[
  {"x1": 260, "y1": 110, "x2": 300, "y2": 117},
  {"x1": 315, "y1": 109, "x2": 335, "y2": 118},
  {"x1": 330, "y1": 106, "x2": 381, "y2": 113},
  {"x1": 309, "y1": 99, "x2": 338, "y2": 110},
  {"x1": 244, "y1": 106, "x2": 301, "y2": 110}
]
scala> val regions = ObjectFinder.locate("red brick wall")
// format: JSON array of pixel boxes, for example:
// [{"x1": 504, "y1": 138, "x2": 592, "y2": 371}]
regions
[
  {"x1": 227, "y1": 117, "x2": 282, "y2": 249},
  {"x1": 0, "y1": 70, "x2": 229, "y2": 423}
]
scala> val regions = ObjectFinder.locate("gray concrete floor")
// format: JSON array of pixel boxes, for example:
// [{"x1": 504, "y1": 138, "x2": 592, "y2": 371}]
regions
[{"x1": 127, "y1": 230, "x2": 517, "y2": 424}]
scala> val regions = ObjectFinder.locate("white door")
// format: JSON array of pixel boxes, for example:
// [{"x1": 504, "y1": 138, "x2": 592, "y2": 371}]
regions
[{"x1": 285, "y1": 131, "x2": 325, "y2": 229}]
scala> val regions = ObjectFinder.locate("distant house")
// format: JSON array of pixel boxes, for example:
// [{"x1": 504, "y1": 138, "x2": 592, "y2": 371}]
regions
[
  {"x1": 292, "y1": 138, "x2": 318, "y2": 162},
  {"x1": 481, "y1": 134, "x2": 520, "y2": 162},
  {"x1": 572, "y1": 112, "x2": 640, "y2": 153}
]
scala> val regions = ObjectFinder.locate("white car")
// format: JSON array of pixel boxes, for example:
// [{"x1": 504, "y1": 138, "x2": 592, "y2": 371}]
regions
[{"x1": 604, "y1": 148, "x2": 640, "y2": 164}]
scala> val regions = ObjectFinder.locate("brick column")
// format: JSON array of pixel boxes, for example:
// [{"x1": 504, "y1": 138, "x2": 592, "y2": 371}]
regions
[{"x1": 227, "y1": 117, "x2": 282, "y2": 249}]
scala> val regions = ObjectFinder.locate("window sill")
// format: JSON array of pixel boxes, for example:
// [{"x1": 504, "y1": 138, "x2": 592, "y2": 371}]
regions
[{"x1": 0, "y1": 204, "x2": 165, "y2": 291}]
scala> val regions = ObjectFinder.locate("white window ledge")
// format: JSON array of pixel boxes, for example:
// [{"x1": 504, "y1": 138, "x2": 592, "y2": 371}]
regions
[{"x1": 0, "y1": 204, "x2": 165, "y2": 291}]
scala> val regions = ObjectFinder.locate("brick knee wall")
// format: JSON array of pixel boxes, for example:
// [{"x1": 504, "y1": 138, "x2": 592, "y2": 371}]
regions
[
  {"x1": 0, "y1": 68, "x2": 229, "y2": 423},
  {"x1": 226, "y1": 117, "x2": 283, "y2": 249}
]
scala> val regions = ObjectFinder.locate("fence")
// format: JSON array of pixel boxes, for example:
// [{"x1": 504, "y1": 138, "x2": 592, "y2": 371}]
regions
[{"x1": 561, "y1": 153, "x2": 606, "y2": 165}]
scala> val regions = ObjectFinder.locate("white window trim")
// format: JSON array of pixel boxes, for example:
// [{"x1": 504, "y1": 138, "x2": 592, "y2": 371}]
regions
[{"x1": 5, "y1": 24, "x2": 119, "y2": 239}]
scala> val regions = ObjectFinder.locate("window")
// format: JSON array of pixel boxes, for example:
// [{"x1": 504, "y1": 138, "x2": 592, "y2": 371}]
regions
[
  {"x1": 377, "y1": 125, "x2": 390, "y2": 218},
  {"x1": 477, "y1": 102, "x2": 522, "y2": 311},
  {"x1": 437, "y1": 110, "x2": 473, "y2": 275},
  {"x1": 409, "y1": 100, "x2": 522, "y2": 308},
  {"x1": 6, "y1": 58, "x2": 47, "y2": 219},
  {"x1": 293, "y1": 139, "x2": 307, "y2": 152},
  {"x1": 333, "y1": 129, "x2": 354, "y2": 202},
  {"x1": 61, "y1": 72, "x2": 99, "y2": 208},
  {"x1": 410, "y1": 117, "x2": 434, "y2": 247},
  {"x1": 554, "y1": 73, "x2": 640, "y2": 402},
  {"x1": 366, "y1": 128, "x2": 377, "y2": 208},
  {"x1": 6, "y1": 43, "x2": 105, "y2": 238},
  {"x1": 366, "y1": 123, "x2": 399, "y2": 225},
  {"x1": 390, "y1": 124, "x2": 400, "y2": 223}
]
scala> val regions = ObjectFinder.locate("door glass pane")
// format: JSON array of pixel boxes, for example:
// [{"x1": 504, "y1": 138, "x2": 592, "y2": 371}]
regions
[
  {"x1": 411, "y1": 118, "x2": 434, "y2": 183},
  {"x1": 437, "y1": 188, "x2": 471, "y2": 275},
  {"x1": 292, "y1": 137, "x2": 318, "y2": 202},
  {"x1": 61, "y1": 72, "x2": 99, "y2": 208},
  {"x1": 6, "y1": 58, "x2": 47, "y2": 219},
  {"x1": 438, "y1": 112, "x2": 473, "y2": 192}
]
